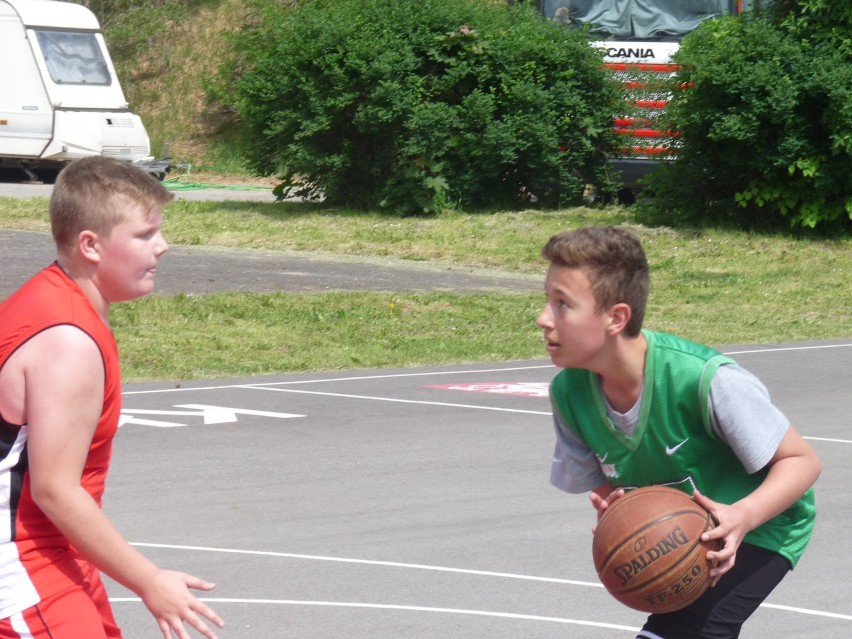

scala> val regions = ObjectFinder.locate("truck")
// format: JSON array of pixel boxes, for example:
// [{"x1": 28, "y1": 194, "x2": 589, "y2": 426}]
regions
[
  {"x1": 528, "y1": 1, "x2": 754, "y2": 195},
  {"x1": 0, "y1": 0, "x2": 168, "y2": 182}
]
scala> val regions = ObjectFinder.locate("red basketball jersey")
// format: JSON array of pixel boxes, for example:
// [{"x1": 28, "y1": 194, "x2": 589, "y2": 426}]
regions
[{"x1": 0, "y1": 263, "x2": 122, "y2": 617}]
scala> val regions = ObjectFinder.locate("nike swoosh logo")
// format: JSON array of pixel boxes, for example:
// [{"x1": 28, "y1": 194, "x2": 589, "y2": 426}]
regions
[{"x1": 665, "y1": 438, "x2": 689, "y2": 455}]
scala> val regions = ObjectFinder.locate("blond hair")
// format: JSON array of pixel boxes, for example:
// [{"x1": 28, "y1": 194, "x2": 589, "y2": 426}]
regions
[
  {"x1": 542, "y1": 226, "x2": 650, "y2": 337},
  {"x1": 50, "y1": 156, "x2": 173, "y2": 250}
]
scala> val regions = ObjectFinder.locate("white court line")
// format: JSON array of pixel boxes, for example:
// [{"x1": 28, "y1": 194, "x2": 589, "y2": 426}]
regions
[
  {"x1": 245, "y1": 385, "x2": 551, "y2": 416},
  {"x1": 121, "y1": 341, "x2": 852, "y2": 396},
  {"x1": 121, "y1": 363, "x2": 554, "y2": 395},
  {"x1": 804, "y1": 436, "x2": 852, "y2": 444},
  {"x1": 723, "y1": 343, "x2": 852, "y2": 356},
  {"x1": 109, "y1": 598, "x2": 641, "y2": 632},
  {"x1": 760, "y1": 604, "x2": 852, "y2": 621},
  {"x1": 130, "y1": 542, "x2": 599, "y2": 587},
  {"x1": 128, "y1": 543, "x2": 852, "y2": 623}
]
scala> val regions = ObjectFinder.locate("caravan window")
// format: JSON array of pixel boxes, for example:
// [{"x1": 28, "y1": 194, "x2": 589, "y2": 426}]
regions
[{"x1": 35, "y1": 31, "x2": 111, "y2": 85}]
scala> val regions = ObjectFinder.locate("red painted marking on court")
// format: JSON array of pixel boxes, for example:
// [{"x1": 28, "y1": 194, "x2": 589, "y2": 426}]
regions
[{"x1": 424, "y1": 382, "x2": 550, "y2": 398}]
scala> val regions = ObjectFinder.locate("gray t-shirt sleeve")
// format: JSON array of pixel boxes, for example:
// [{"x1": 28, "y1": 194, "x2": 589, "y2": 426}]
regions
[
  {"x1": 549, "y1": 412, "x2": 607, "y2": 494},
  {"x1": 709, "y1": 364, "x2": 790, "y2": 474}
]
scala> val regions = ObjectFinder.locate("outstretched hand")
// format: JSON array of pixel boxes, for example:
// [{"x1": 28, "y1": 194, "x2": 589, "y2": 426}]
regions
[
  {"x1": 140, "y1": 570, "x2": 225, "y2": 639},
  {"x1": 693, "y1": 489, "x2": 750, "y2": 586}
]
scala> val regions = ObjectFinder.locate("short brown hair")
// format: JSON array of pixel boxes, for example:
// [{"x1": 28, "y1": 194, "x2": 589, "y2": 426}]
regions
[
  {"x1": 542, "y1": 226, "x2": 650, "y2": 336},
  {"x1": 50, "y1": 156, "x2": 174, "y2": 250}
]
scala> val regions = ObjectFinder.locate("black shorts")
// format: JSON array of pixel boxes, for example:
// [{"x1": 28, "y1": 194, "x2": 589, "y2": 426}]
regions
[{"x1": 636, "y1": 543, "x2": 792, "y2": 639}]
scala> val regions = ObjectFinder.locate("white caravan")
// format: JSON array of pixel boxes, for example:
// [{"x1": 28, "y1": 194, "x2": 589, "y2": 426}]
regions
[{"x1": 0, "y1": 0, "x2": 164, "y2": 180}]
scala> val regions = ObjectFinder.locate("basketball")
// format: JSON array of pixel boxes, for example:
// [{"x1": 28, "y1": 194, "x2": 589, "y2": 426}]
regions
[{"x1": 592, "y1": 485, "x2": 718, "y2": 614}]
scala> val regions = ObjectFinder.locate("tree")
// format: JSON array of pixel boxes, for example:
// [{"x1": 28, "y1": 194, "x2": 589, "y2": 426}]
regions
[
  {"x1": 215, "y1": 0, "x2": 621, "y2": 214},
  {"x1": 638, "y1": 2, "x2": 851, "y2": 230}
]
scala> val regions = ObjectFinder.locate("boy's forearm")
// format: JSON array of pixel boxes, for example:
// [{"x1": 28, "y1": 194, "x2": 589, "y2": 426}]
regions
[
  {"x1": 734, "y1": 454, "x2": 820, "y2": 533},
  {"x1": 37, "y1": 485, "x2": 160, "y2": 594}
]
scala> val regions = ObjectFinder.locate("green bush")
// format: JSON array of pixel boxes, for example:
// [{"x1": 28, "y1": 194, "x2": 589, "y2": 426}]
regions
[
  {"x1": 775, "y1": 0, "x2": 852, "y2": 57},
  {"x1": 215, "y1": 0, "x2": 620, "y2": 213},
  {"x1": 639, "y1": 12, "x2": 852, "y2": 231}
]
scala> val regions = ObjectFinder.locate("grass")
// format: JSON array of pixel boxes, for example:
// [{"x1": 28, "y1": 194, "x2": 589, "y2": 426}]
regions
[
  {"x1": 1, "y1": 196, "x2": 850, "y2": 382},
  {"x1": 113, "y1": 291, "x2": 543, "y2": 380}
]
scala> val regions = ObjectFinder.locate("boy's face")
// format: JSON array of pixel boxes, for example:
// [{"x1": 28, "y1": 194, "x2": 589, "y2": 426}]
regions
[
  {"x1": 95, "y1": 203, "x2": 169, "y2": 303},
  {"x1": 537, "y1": 264, "x2": 612, "y2": 370}
]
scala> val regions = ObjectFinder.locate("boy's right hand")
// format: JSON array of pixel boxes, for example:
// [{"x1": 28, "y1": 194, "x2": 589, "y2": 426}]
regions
[
  {"x1": 140, "y1": 569, "x2": 225, "y2": 639},
  {"x1": 589, "y1": 487, "x2": 624, "y2": 533}
]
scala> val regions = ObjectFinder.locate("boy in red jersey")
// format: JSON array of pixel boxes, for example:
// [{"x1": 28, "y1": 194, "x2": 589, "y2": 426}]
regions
[
  {"x1": 537, "y1": 226, "x2": 820, "y2": 639},
  {"x1": 0, "y1": 157, "x2": 224, "y2": 639}
]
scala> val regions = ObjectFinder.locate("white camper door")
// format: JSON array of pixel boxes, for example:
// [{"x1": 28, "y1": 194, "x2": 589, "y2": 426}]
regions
[{"x1": 0, "y1": 8, "x2": 53, "y2": 160}]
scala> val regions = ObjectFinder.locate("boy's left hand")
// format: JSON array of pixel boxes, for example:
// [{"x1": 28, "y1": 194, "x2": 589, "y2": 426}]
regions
[{"x1": 692, "y1": 489, "x2": 750, "y2": 586}]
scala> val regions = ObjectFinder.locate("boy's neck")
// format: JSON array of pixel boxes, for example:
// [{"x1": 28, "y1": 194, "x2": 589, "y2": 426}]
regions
[
  {"x1": 56, "y1": 256, "x2": 111, "y2": 324},
  {"x1": 598, "y1": 332, "x2": 647, "y2": 414}
]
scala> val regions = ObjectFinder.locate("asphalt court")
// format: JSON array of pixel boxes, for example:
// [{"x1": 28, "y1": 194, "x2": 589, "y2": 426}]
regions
[{"x1": 103, "y1": 339, "x2": 852, "y2": 638}]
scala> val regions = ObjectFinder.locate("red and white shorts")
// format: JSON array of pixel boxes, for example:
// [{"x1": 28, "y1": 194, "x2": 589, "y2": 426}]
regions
[{"x1": 0, "y1": 564, "x2": 121, "y2": 639}]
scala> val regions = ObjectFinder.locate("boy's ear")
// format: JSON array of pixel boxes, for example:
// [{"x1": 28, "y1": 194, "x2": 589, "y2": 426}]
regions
[
  {"x1": 608, "y1": 302, "x2": 632, "y2": 335},
  {"x1": 77, "y1": 230, "x2": 102, "y2": 263}
]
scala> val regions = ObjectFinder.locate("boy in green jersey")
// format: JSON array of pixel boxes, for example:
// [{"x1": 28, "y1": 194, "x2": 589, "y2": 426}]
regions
[{"x1": 537, "y1": 226, "x2": 820, "y2": 639}]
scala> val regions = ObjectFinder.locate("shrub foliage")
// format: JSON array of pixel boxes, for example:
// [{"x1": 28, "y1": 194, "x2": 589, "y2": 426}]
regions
[
  {"x1": 216, "y1": 0, "x2": 620, "y2": 213},
  {"x1": 641, "y1": 3, "x2": 852, "y2": 230}
]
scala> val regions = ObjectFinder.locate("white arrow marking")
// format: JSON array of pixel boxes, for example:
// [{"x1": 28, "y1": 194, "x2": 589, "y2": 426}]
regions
[
  {"x1": 119, "y1": 405, "x2": 304, "y2": 428},
  {"x1": 175, "y1": 404, "x2": 304, "y2": 424},
  {"x1": 118, "y1": 416, "x2": 186, "y2": 428}
]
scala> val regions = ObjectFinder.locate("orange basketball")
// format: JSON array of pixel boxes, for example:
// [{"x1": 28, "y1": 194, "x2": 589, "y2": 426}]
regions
[{"x1": 592, "y1": 485, "x2": 718, "y2": 614}]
